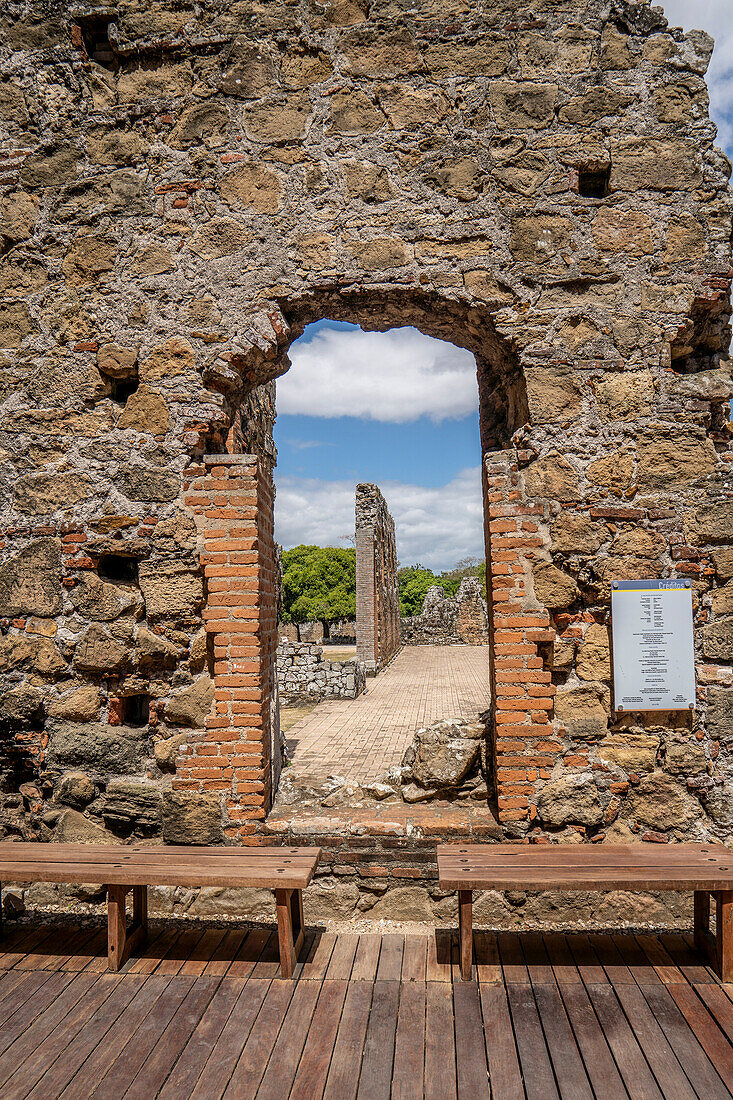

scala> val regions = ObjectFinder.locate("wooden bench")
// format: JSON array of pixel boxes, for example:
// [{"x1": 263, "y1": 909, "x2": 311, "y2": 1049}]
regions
[
  {"x1": 0, "y1": 842, "x2": 320, "y2": 977},
  {"x1": 438, "y1": 842, "x2": 733, "y2": 982}
]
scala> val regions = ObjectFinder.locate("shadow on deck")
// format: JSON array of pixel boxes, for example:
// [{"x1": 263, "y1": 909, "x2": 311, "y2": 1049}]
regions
[{"x1": 0, "y1": 917, "x2": 731, "y2": 1097}]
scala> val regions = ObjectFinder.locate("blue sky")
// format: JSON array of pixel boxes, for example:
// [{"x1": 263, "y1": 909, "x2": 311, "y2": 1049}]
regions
[
  {"x1": 274, "y1": 2, "x2": 733, "y2": 571},
  {"x1": 274, "y1": 321, "x2": 483, "y2": 570}
]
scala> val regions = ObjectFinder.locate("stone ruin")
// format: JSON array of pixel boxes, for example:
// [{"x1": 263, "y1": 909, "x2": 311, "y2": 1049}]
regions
[
  {"x1": 402, "y1": 576, "x2": 490, "y2": 645},
  {"x1": 355, "y1": 483, "x2": 401, "y2": 672},
  {"x1": 276, "y1": 639, "x2": 365, "y2": 705},
  {"x1": 0, "y1": 0, "x2": 732, "y2": 925}
]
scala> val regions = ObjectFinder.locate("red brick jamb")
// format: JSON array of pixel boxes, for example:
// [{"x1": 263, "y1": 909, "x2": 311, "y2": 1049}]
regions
[
  {"x1": 484, "y1": 451, "x2": 558, "y2": 826},
  {"x1": 177, "y1": 454, "x2": 277, "y2": 841}
]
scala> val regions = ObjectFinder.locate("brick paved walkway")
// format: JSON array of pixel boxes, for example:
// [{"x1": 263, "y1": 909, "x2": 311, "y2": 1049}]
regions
[{"x1": 283, "y1": 645, "x2": 491, "y2": 784}]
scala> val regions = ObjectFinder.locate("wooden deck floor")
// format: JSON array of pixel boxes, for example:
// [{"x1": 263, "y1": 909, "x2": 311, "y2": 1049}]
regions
[{"x1": 0, "y1": 920, "x2": 732, "y2": 1097}]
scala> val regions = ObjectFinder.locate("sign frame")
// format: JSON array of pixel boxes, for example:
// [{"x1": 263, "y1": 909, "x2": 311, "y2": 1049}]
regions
[{"x1": 610, "y1": 579, "x2": 696, "y2": 714}]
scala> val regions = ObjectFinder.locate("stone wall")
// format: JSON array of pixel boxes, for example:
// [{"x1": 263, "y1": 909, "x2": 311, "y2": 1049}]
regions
[
  {"x1": 402, "y1": 577, "x2": 490, "y2": 645},
  {"x1": 0, "y1": 0, "x2": 731, "y2": 863},
  {"x1": 355, "y1": 484, "x2": 401, "y2": 672},
  {"x1": 276, "y1": 640, "x2": 365, "y2": 704}
]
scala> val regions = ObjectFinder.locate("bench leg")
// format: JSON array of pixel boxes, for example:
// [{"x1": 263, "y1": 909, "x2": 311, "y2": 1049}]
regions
[
  {"x1": 458, "y1": 889, "x2": 473, "y2": 981},
  {"x1": 717, "y1": 891, "x2": 733, "y2": 983},
  {"x1": 694, "y1": 890, "x2": 710, "y2": 955},
  {"x1": 275, "y1": 888, "x2": 304, "y2": 979},
  {"x1": 107, "y1": 885, "x2": 128, "y2": 972},
  {"x1": 107, "y1": 885, "x2": 148, "y2": 972}
]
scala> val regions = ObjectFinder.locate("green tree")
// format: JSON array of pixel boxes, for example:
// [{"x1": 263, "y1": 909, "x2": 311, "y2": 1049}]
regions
[
  {"x1": 281, "y1": 545, "x2": 356, "y2": 629},
  {"x1": 398, "y1": 565, "x2": 445, "y2": 616}
]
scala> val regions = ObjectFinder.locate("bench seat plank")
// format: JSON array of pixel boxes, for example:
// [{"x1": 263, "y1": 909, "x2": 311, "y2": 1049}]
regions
[
  {"x1": 0, "y1": 843, "x2": 320, "y2": 977},
  {"x1": 438, "y1": 844, "x2": 733, "y2": 983}
]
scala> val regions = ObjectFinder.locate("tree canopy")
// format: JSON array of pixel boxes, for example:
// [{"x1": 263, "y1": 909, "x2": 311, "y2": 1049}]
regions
[
  {"x1": 397, "y1": 558, "x2": 486, "y2": 616},
  {"x1": 281, "y1": 545, "x2": 356, "y2": 626}
]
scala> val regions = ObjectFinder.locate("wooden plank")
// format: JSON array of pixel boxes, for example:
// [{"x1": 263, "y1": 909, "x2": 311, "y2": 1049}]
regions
[
  {"x1": 189, "y1": 978, "x2": 270, "y2": 1100},
  {"x1": 0, "y1": 926, "x2": 56, "y2": 969},
  {"x1": 0, "y1": 973, "x2": 121, "y2": 1100},
  {"x1": 125, "y1": 926, "x2": 179, "y2": 976},
  {"x1": 256, "y1": 980, "x2": 321, "y2": 1100},
  {"x1": 425, "y1": 928, "x2": 452, "y2": 983},
  {"x1": 521, "y1": 931, "x2": 554, "y2": 985},
  {"x1": 612, "y1": 981, "x2": 697, "y2": 1100},
  {"x1": 60, "y1": 927, "x2": 107, "y2": 972},
  {"x1": 557, "y1": 982, "x2": 628, "y2": 1100},
  {"x1": 424, "y1": 982, "x2": 456, "y2": 1100},
  {"x1": 0, "y1": 970, "x2": 54, "y2": 1024},
  {"x1": 220, "y1": 979, "x2": 295, "y2": 1098},
  {"x1": 454, "y1": 980, "x2": 490, "y2": 1098},
  {"x1": 391, "y1": 982, "x2": 425, "y2": 1100},
  {"x1": 227, "y1": 927, "x2": 270, "y2": 979},
  {"x1": 156, "y1": 978, "x2": 246, "y2": 1100},
  {"x1": 498, "y1": 932, "x2": 529, "y2": 985},
  {"x1": 124, "y1": 975, "x2": 221, "y2": 1097},
  {"x1": 584, "y1": 983, "x2": 664, "y2": 1100},
  {"x1": 179, "y1": 928, "x2": 227, "y2": 978},
  {"x1": 251, "y1": 930, "x2": 284, "y2": 980},
  {"x1": 636, "y1": 934, "x2": 684, "y2": 986},
  {"x1": 588, "y1": 933, "x2": 635, "y2": 985},
  {"x1": 532, "y1": 982, "x2": 593, "y2": 1100},
  {"x1": 0, "y1": 972, "x2": 99, "y2": 1089},
  {"x1": 26, "y1": 975, "x2": 147, "y2": 1100},
  {"x1": 357, "y1": 980, "x2": 399, "y2": 1100},
  {"x1": 612, "y1": 934, "x2": 663, "y2": 987},
  {"x1": 639, "y1": 982, "x2": 731, "y2": 1100},
  {"x1": 506, "y1": 981, "x2": 559, "y2": 1100},
  {"x1": 203, "y1": 929, "x2": 247, "y2": 977},
  {"x1": 322, "y1": 981, "x2": 373, "y2": 1100},
  {"x1": 543, "y1": 933, "x2": 582, "y2": 985},
  {"x1": 375, "y1": 933, "x2": 404, "y2": 982},
  {"x1": 156, "y1": 927, "x2": 206, "y2": 977},
  {"x1": 299, "y1": 930, "x2": 336, "y2": 981},
  {"x1": 474, "y1": 931, "x2": 501, "y2": 984},
  {"x1": 479, "y1": 982, "x2": 524, "y2": 1100},
  {"x1": 660, "y1": 932, "x2": 715, "y2": 985},
  {"x1": 57, "y1": 976, "x2": 173, "y2": 1099},
  {"x1": 567, "y1": 934, "x2": 610, "y2": 986},
  {"x1": 666, "y1": 982, "x2": 733, "y2": 1092},
  {"x1": 0, "y1": 970, "x2": 75, "y2": 1055},
  {"x1": 88, "y1": 976, "x2": 194, "y2": 1097},
  {"x1": 325, "y1": 932, "x2": 358, "y2": 980},
  {"x1": 351, "y1": 934, "x2": 381, "y2": 982},
  {"x1": 401, "y1": 935, "x2": 428, "y2": 983},
  {"x1": 290, "y1": 980, "x2": 348, "y2": 1100}
]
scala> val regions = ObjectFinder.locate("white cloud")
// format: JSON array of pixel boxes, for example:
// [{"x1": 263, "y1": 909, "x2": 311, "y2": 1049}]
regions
[
  {"x1": 278, "y1": 326, "x2": 478, "y2": 424},
  {"x1": 275, "y1": 468, "x2": 484, "y2": 572},
  {"x1": 661, "y1": 0, "x2": 733, "y2": 153}
]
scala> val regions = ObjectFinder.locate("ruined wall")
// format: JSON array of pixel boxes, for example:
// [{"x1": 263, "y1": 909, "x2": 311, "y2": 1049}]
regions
[
  {"x1": 355, "y1": 483, "x2": 400, "y2": 671},
  {"x1": 0, "y1": 0, "x2": 731, "y2": 862},
  {"x1": 276, "y1": 640, "x2": 365, "y2": 704},
  {"x1": 402, "y1": 577, "x2": 489, "y2": 645}
]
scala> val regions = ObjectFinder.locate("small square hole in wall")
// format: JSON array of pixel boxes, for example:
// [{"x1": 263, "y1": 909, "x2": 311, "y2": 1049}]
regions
[
  {"x1": 98, "y1": 553, "x2": 139, "y2": 584},
  {"x1": 77, "y1": 16, "x2": 117, "y2": 69},
  {"x1": 578, "y1": 168, "x2": 610, "y2": 198},
  {"x1": 104, "y1": 372, "x2": 139, "y2": 405},
  {"x1": 120, "y1": 694, "x2": 150, "y2": 727}
]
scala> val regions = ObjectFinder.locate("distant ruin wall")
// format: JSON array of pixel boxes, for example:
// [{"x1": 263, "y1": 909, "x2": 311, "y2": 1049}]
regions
[
  {"x1": 355, "y1": 485, "x2": 400, "y2": 672},
  {"x1": 276, "y1": 642, "x2": 366, "y2": 705},
  {"x1": 403, "y1": 578, "x2": 490, "y2": 646}
]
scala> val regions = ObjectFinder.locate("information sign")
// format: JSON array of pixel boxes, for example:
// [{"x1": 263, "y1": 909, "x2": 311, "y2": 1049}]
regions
[{"x1": 610, "y1": 579, "x2": 695, "y2": 712}]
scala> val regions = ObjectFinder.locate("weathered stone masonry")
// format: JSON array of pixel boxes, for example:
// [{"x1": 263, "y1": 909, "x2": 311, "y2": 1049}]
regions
[
  {"x1": 0, "y1": 0, "x2": 732, "y2": 896},
  {"x1": 355, "y1": 482, "x2": 400, "y2": 672}
]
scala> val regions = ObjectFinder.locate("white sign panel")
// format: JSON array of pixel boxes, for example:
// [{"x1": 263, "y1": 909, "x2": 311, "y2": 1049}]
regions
[{"x1": 611, "y1": 580, "x2": 696, "y2": 712}]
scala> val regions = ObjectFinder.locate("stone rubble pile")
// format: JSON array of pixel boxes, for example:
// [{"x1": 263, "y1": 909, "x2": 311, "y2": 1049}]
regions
[{"x1": 402, "y1": 578, "x2": 489, "y2": 646}]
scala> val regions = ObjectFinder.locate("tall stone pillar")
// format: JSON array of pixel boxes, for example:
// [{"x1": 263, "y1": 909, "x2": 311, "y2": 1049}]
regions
[{"x1": 355, "y1": 484, "x2": 400, "y2": 673}]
